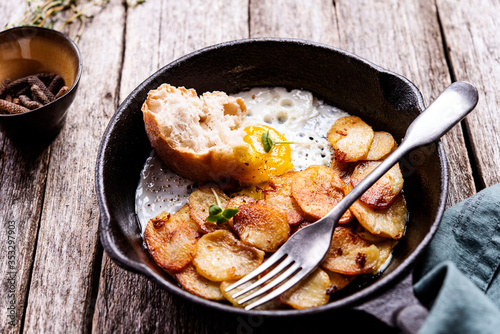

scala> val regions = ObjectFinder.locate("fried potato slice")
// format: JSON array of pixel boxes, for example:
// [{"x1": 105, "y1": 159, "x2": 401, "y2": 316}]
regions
[
  {"x1": 220, "y1": 280, "x2": 284, "y2": 310},
  {"x1": 226, "y1": 195, "x2": 257, "y2": 209},
  {"x1": 327, "y1": 116, "x2": 374, "y2": 162},
  {"x1": 355, "y1": 224, "x2": 397, "y2": 272},
  {"x1": 189, "y1": 186, "x2": 230, "y2": 233},
  {"x1": 173, "y1": 203, "x2": 202, "y2": 234},
  {"x1": 225, "y1": 195, "x2": 257, "y2": 226},
  {"x1": 233, "y1": 201, "x2": 290, "y2": 252},
  {"x1": 193, "y1": 230, "x2": 265, "y2": 281},
  {"x1": 350, "y1": 161, "x2": 404, "y2": 209},
  {"x1": 278, "y1": 268, "x2": 331, "y2": 309},
  {"x1": 175, "y1": 263, "x2": 224, "y2": 300},
  {"x1": 321, "y1": 227, "x2": 380, "y2": 275},
  {"x1": 144, "y1": 207, "x2": 198, "y2": 272},
  {"x1": 330, "y1": 156, "x2": 357, "y2": 184},
  {"x1": 264, "y1": 171, "x2": 304, "y2": 226},
  {"x1": 325, "y1": 271, "x2": 356, "y2": 295},
  {"x1": 366, "y1": 131, "x2": 397, "y2": 160},
  {"x1": 355, "y1": 229, "x2": 388, "y2": 244},
  {"x1": 291, "y1": 165, "x2": 353, "y2": 223},
  {"x1": 372, "y1": 239, "x2": 397, "y2": 273},
  {"x1": 350, "y1": 195, "x2": 408, "y2": 239}
]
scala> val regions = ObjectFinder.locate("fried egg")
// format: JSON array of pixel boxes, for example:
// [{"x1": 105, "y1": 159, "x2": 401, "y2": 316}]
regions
[{"x1": 135, "y1": 87, "x2": 349, "y2": 233}]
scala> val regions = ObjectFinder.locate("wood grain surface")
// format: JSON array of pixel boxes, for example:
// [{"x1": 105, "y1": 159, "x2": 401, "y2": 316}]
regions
[
  {"x1": 0, "y1": 2, "x2": 51, "y2": 333},
  {"x1": 1, "y1": 0, "x2": 499, "y2": 333},
  {"x1": 335, "y1": 0, "x2": 476, "y2": 205},
  {"x1": 436, "y1": 0, "x2": 500, "y2": 189},
  {"x1": 11, "y1": 1, "x2": 125, "y2": 333}
]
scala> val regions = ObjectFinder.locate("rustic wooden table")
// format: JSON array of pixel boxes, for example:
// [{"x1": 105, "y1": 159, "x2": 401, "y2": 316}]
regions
[{"x1": 1, "y1": 0, "x2": 499, "y2": 333}]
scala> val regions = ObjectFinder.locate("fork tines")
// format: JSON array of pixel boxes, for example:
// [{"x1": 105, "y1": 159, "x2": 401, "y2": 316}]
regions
[{"x1": 224, "y1": 253, "x2": 311, "y2": 310}]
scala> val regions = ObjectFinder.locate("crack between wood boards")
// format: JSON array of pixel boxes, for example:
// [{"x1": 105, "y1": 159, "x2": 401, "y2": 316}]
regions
[
  {"x1": 435, "y1": 2, "x2": 483, "y2": 192},
  {"x1": 459, "y1": 121, "x2": 485, "y2": 191},
  {"x1": 83, "y1": 240, "x2": 104, "y2": 334},
  {"x1": 435, "y1": 3, "x2": 456, "y2": 82},
  {"x1": 155, "y1": 0, "x2": 164, "y2": 69},
  {"x1": 247, "y1": 0, "x2": 252, "y2": 37},
  {"x1": 0, "y1": 136, "x2": 7, "y2": 172},
  {"x1": 115, "y1": 0, "x2": 128, "y2": 105},
  {"x1": 19, "y1": 145, "x2": 52, "y2": 334},
  {"x1": 86, "y1": 2, "x2": 129, "y2": 332}
]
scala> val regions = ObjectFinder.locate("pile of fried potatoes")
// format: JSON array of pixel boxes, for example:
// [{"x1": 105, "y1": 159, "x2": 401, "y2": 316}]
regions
[{"x1": 144, "y1": 115, "x2": 407, "y2": 310}]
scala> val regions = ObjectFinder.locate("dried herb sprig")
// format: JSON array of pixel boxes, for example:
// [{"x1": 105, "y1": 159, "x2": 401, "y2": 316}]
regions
[{"x1": 5, "y1": 0, "x2": 145, "y2": 43}]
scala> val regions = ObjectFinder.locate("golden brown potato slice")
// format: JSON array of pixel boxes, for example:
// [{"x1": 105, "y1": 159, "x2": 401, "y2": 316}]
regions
[
  {"x1": 350, "y1": 195, "x2": 408, "y2": 239},
  {"x1": 325, "y1": 270, "x2": 356, "y2": 295},
  {"x1": 193, "y1": 230, "x2": 265, "y2": 281},
  {"x1": 366, "y1": 131, "x2": 397, "y2": 160},
  {"x1": 291, "y1": 165, "x2": 353, "y2": 224},
  {"x1": 330, "y1": 156, "x2": 357, "y2": 184},
  {"x1": 226, "y1": 195, "x2": 257, "y2": 209},
  {"x1": 175, "y1": 263, "x2": 224, "y2": 300},
  {"x1": 321, "y1": 227, "x2": 380, "y2": 275},
  {"x1": 354, "y1": 226, "x2": 391, "y2": 243},
  {"x1": 264, "y1": 171, "x2": 305, "y2": 226},
  {"x1": 327, "y1": 116, "x2": 374, "y2": 162},
  {"x1": 350, "y1": 161, "x2": 404, "y2": 209},
  {"x1": 225, "y1": 195, "x2": 257, "y2": 226},
  {"x1": 144, "y1": 208, "x2": 198, "y2": 272},
  {"x1": 189, "y1": 186, "x2": 230, "y2": 233},
  {"x1": 278, "y1": 268, "x2": 331, "y2": 309},
  {"x1": 173, "y1": 204, "x2": 202, "y2": 235},
  {"x1": 233, "y1": 201, "x2": 290, "y2": 252},
  {"x1": 354, "y1": 224, "x2": 397, "y2": 272},
  {"x1": 220, "y1": 280, "x2": 284, "y2": 310},
  {"x1": 372, "y1": 239, "x2": 397, "y2": 273}
]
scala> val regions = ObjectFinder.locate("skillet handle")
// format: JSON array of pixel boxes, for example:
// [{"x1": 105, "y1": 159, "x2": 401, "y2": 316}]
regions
[{"x1": 353, "y1": 270, "x2": 428, "y2": 334}]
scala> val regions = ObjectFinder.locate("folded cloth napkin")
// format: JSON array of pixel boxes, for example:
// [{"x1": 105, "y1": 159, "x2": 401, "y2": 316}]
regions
[{"x1": 412, "y1": 182, "x2": 500, "y2": 333}]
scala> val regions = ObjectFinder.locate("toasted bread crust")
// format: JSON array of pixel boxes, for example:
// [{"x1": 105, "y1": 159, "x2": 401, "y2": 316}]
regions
[
  {"x1": 142, "y1": 84, "x2": 247, "y2": 183},
  {"x1": 143, "y1": 109, "x2": 215, "y2": 181}
]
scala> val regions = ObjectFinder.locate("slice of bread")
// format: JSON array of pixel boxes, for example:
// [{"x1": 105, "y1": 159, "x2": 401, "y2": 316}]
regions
[{"x1": 142, "y1": 84, "x2": 249, "y2": 183}]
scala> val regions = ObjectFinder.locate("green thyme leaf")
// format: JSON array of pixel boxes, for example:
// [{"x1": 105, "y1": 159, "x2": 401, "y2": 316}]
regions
[
  {"x1": 222, "y1": 208, "x2": 239, "y2": 219},
  {"x1": 261, "y1": 130, "x2": 299, "y2": 153},
  {"x1": 208, "y1": 204, "x2": 222, "y2": 216},
  {"x1": 205, "y1": 215, "x2": 220, "y2": 223},
  {"x1": 262, "y1": 130, "x2": 274, "y2": 153},
  {"x1": 206, "y1": 189, "x2": 238, "y2": 224}
]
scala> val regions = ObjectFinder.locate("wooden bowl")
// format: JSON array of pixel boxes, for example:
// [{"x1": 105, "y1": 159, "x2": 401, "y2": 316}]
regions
[{"x1": 0, "y1": 26, "x2": 82, "y2": 142}]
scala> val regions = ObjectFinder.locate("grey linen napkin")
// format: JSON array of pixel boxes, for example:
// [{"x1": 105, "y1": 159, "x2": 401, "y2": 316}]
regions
[{"x1": 413, "y1": 182, "x2": 500, "y2": 333}]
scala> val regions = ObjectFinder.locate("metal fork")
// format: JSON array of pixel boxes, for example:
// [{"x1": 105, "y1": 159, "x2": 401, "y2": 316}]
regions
[{"x1": 224, "y1": 81, "x2": 478, "y2": 310}]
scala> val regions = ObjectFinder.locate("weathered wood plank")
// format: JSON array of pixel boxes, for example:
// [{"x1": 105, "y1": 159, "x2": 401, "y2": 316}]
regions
[
  {"x1": 91, "y1": 0, "x2": 249, "y2": 333},
  {"x1": 20, "y1": 1, "x2": 126, "y2": 333},
  {"x1": 156, "y1": 0, "x2": 250, "y2": 67},
  {"x1": 0, "y1": 141, "x2": 50, "y2": 334},
  {"x1": 335, "y1": 0, "x2": 476, "y2": 205},
  {"x1": 436, "y1": 0, "x2": 500, "y2": 188},
  {"x1": 0, "y1": 4, "x2": 51, "y2": 334},
  {"x1": 250, "y1": 0, "x2": 339, "y2": 46}
]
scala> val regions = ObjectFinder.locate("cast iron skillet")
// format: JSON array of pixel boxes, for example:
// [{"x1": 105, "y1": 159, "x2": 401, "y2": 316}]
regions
[{"x1": 96, "y1": 38, "x2": 447, "y2": 331}]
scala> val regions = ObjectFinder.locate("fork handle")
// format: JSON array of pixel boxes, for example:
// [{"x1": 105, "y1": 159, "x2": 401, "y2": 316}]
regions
[{"x1": 326, "y1": 81, "x2": 478, "y2": 223}]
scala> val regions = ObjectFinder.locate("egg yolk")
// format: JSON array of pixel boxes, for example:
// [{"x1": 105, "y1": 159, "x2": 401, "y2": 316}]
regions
[{"x1": 232, "y1": 124, "x2": 294, "y2": 185}]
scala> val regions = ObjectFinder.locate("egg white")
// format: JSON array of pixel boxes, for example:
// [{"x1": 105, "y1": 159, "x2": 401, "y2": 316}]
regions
[
  {"x1": 238, "y1": 87, "x2": 349, "y2": 170},
  {"x1": 135, "y1": 153, "x2": 195, "y2": 234},
  {"x1": 135, "y1": 87, "x2": 349, "y2": 233}
]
